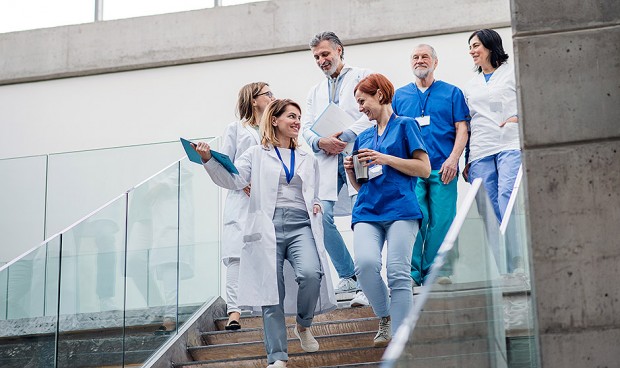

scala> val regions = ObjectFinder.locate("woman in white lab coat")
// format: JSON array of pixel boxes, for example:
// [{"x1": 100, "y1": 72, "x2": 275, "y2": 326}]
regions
[
  {"x1": 464, "y1": 29, "x2": 523, "y2": 274},
  {"x1": 219, "y1": 82, "x2": 275, "y2": 330},
  {"x1": 195, "y1": 99, "x2": 336, "y2": 368}
]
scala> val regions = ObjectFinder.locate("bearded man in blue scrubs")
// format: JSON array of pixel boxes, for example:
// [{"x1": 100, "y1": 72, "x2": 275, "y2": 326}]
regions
[{"x1": 392, "y1": 44, "x2": 469, "y2": 286}]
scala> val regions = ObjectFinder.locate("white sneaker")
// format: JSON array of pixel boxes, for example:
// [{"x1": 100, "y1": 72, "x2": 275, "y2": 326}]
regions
[
  {"x1": 335, "y1": 277, "x2": 357, "y2": 293},
  {"x1": 294, "y1": 325, "x2": 319, "y2": 352},
  {"x1": 373, "y1": 316, "x2": 392, "y2": 347},
  {"x1": 436, "y1": 276, "x2": 452, "y2": 285},
  {"x1": 350, "y1": 291, "x2": 369, "y2": 307},
  {"x1": 266, "y1": 360, "x2": 287, "y2": 368}
]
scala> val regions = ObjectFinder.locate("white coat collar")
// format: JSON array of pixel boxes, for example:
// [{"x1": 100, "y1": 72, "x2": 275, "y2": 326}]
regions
[{"x1": 241, "y1": 121, "x2": 261, "y2": 144}]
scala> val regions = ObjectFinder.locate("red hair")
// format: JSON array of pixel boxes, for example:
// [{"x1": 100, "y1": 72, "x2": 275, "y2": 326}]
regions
[{"x1": 354, "y1": 73, "x2": 395, "y2": 105}]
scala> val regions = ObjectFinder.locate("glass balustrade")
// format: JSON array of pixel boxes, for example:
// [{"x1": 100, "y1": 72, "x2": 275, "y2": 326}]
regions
[
  {"x1": 0, "y1": 139, "x2": 208, "y2": 268},
  {"x1": 0, "y1": 236, "x2": 61, "y2": 367},
  {"x1": 0, "y1": 138, "x2": 221, "y2": 367},
  {"x1": 385, "y1": 175, "x2": 538, "y2": 368}
]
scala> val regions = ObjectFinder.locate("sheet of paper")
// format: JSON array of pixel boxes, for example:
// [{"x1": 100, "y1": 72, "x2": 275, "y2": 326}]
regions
[
  {"x1": 311, "y1": 103, "x2": 356, "y2": 137},
  {"x1": 311, "y1": 103, "x2": 357, "y2": 155}
]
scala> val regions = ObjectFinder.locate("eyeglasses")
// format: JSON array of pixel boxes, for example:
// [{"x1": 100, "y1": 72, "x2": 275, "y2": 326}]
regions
[{"x1": 254, "y1": 91, "x2": 273, "y2": 98}]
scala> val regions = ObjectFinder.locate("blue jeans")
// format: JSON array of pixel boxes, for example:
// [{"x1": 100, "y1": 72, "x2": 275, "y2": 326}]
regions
[
  {"x1": 469, "y1": 150, "x2": 522, "y2": 273},
  {"x1": 469, "y1": 150, "x2": 522, "y2": 222},
  {"x1": 411, "y1": 170, "x2": 457, "y2": 285},
  {"x1": 262, "y1": 208, "x2": 323, "y2": 364},
  {"x1": 321, "y1": 155, "x2": 356, "y2": 279},
  {"x1": 354, "y1": 220, "x2": 418, "y2": 334}
]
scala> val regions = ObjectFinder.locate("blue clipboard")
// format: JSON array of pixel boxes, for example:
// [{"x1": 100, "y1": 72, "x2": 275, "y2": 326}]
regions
[{"x1": 180, "y1": 138, "x2": 239, "y2": 175}]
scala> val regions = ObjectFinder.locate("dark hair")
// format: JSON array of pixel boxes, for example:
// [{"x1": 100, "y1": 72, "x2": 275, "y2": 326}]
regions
[
  {"x1": 309, "y1": 31, "x2": 345, "y2": 60},
  {"x1": 468, "y1": 29, "x2": 509, "y2": 73},
  {"x1": 354, "y1": 73, "x2": 395, "y2": 105}
]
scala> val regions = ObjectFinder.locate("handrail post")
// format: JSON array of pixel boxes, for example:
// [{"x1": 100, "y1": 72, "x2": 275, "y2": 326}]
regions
[{"x1": 95, "y1": 0, "x2": 104, "y2": 21}]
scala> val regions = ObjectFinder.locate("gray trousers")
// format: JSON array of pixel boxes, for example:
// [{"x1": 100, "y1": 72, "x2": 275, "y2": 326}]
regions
[{"x1": 262, "y1": 207, "x2": 323, "y2": 363}]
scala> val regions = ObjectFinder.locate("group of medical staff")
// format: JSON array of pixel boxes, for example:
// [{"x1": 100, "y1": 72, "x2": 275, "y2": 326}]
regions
[{"x1": 191, "y1": 28, "x2": 521, "y2": 368}]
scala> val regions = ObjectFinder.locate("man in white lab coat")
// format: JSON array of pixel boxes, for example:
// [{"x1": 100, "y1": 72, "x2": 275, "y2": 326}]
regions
[{"x1": 302, "y1": 32, "x2": 373, "y2": 304}]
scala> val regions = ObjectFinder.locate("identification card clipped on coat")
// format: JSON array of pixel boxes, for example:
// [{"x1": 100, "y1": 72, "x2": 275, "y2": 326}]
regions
[
  {"x1": 415, "y1": 115, "x2": 430, "y2": 127},
  {"x1": 490, "y1": 101, "x2": 503, "y2": 113},
  {"x1": 369, "y1": 165, "x2": 383, "y2": 180}
]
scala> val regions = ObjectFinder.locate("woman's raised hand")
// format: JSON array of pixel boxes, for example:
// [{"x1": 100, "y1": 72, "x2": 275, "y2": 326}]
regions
[{"x1": 193, "y1": 141, "x2": 213, "y2": 162}]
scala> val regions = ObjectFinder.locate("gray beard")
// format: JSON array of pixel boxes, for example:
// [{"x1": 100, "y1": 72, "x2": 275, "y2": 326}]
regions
[
  {"x1": 414, "y1": 68, "x2": 431, "y2": 80},
  {"x1": 322, "y1": 63, "x2": 339, "y2": 77}
]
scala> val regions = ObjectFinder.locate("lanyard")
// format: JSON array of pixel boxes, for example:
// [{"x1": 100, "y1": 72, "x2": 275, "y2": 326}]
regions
[
  {"x1": 373, "y1": 113, "x2": 396, "y2": 151},
  {"x1": 414, "y1": 80, "x2": 435, "y2": 117},
  {"x1": 274, "y1": 147, "x2": 295, "y2": 184}
]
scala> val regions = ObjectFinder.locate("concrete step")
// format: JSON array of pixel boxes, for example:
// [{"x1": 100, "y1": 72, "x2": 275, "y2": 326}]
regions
[
  {"x1": 175, "y1": 346, "x2": 386, "y2": 368},
  {"x1": 190, "y1": 331, "x2": 377, "y2": 361},
  {"x1": 203, "y1": 317, "x2": 380, "y2": 345},
  {"x1": 214, "y1": 306, "x2": 375, "y2": 330},
  {"x1": 318, "y1": 363, "x2": 381, "y2": 368}
]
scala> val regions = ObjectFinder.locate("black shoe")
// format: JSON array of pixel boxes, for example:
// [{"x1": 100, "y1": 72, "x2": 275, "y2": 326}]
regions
[{"x1": 225, "y1": 319, "x2": 241, "y2": 330}]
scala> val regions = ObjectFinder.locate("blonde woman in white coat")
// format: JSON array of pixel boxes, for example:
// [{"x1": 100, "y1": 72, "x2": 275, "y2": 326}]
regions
[
  {"x1": 220, "y1": 82, "x2": 275, "y2": 330},
  {"x1": 195, "y1": 99, "x2": 337, "y2": 368}
]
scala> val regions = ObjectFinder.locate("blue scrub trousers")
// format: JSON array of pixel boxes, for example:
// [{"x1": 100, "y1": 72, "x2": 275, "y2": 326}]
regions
[
  {"x1": 321, "y1": 154, "x2": 356, "y2": 279},
  {"x1": 262, "y1": 207, "x2": 323, "y2": 364},
  {"x1": 468, "y1": 150, "x2": 522, "y2": 222},
  {"x1": 469, "y1": 150, "x2": 522, "y2": 273},
  {"x1": 411, "y1": 170, "x2": 457, "y2": 285}
]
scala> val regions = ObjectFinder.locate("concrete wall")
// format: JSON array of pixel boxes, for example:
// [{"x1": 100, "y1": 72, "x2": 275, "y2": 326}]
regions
[
  {"x1": 0, "y1": 0, "x2": 510, "y2": 85},
  {"x1": 511, "y1": 0, "x2": 620, "y2": 366}
]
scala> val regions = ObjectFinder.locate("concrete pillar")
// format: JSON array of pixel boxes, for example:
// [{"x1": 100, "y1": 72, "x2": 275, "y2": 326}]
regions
[{"x1": 511, "y1": 0, "x2": 620, "y2": 366}]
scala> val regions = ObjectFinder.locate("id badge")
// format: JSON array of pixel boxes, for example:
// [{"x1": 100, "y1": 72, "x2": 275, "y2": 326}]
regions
[
  {"x1": 369, "y1": 165, "x2": 383, "y2": 180},
  {"x1": 490, "y1": 101, "x2": 503, "y2": 113},
  {"x1": 415, "y1": 115, "x2": 430, "y2": 127}
]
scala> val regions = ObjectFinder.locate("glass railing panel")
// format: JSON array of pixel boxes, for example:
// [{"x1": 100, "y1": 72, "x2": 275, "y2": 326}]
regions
[
  {"x1": 45, "y1": 141, "x2": 191, "y2": 239},
  {"x1": 0, "y1": 155, "x2": 47, "y2": 265},
  {"x1": 56, "y1": 196, "x2": 127, "y2": 368},
  {"x1": 0, "y1": 236, "x2": 61, "y2": 368},
  {"x1": 500, "y1": 182, "x2": 537, "y2": 367},
  {"x1": 124, "y1": 162, "x2": 182, "y2": 360},
  {"x1": 177, "y1": 156, "x2": 221, "y2": 314},
  {"x1": 386, "y1": 179, "x2": 508, "y2": 368}
]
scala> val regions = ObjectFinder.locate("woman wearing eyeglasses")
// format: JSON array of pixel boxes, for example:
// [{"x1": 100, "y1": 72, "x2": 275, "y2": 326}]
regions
[
  {"x1": 196, "y1": 99, "x2": 336, "y2": 368},
  {"x1": 219, "y1": 82, "x2": 275, "y2": 330}
]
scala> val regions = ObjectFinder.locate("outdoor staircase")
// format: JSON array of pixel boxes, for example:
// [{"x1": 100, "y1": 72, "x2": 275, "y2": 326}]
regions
[
  {"x1": 173, "y1": 303, "x2": 385, "y2": 368},
  {"x1": 0, "y1": 278, "x2": 533, "y2": 367}
]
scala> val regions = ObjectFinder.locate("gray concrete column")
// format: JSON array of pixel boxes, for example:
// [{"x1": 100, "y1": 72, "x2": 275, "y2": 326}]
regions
[{"x1": 511, "y1": 0, "x2": 620, "y2": 366}]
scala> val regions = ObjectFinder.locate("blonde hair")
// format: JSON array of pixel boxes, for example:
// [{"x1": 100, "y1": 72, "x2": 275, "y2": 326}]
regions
[
  {"x1": 260, "y1": 99, "x2": 302, "y2": 149},
  {"x1": 236, "y1": 82, "x2": 269, "y2": 127}
]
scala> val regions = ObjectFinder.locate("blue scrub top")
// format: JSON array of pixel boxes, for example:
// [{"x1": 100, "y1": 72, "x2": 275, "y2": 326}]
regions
[
  {"x1": 392, "y1": 80, "x2": 469, "y2": 170},
  {"x1": 352, "y1": 114, "x2": 427, "y2": 226}
]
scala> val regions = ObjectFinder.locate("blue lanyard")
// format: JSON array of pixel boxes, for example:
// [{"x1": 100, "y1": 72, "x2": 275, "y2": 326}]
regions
[
  {"x1": 414, "y1": 80, "x2": 435, "y2": 117},
  {"x1": 274, "y1": 147, "x2": 295, "y2": 184},
  {"x1": 373, "y1": 113, "x2": 396, "y2": 151}
]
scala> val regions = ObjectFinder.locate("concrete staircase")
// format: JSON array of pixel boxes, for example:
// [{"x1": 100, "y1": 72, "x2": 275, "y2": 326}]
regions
[
  {"x1": 0, "y1": 278, "x2": 533, "y2": 367},
  {"x1": 173, "y1": 303, "x2": 385, "y2": 368}
]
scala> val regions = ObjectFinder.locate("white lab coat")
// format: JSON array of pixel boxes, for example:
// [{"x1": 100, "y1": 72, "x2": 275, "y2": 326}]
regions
[
  {"x1": 464, "y1": 62, "x2": 521, "y2": 163},
  {"x1": 203, "y1": 145, "x2": 337, "y2": 315},
  {"x1": 218, "y1": 120, "x2": 260, "y2": 264},
  {"x1": 302, "y1": 64, "x2": 374, "y2": 201}
]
